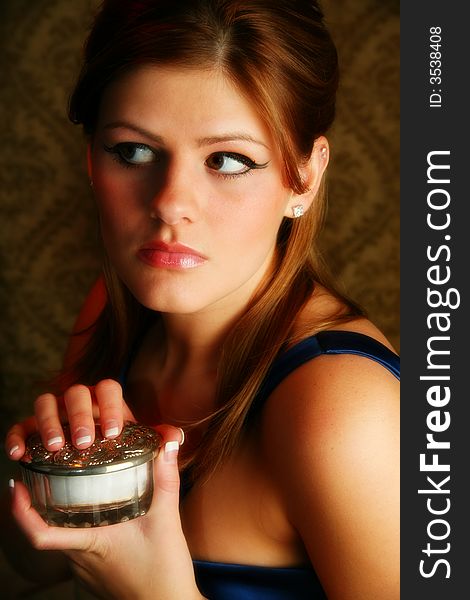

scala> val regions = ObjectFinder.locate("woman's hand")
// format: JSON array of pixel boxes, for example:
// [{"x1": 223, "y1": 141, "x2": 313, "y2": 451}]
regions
[
  {"x1": 5, "y1": 380, "x2": 204, "y2": 599},
  {"x1": 9, "y1": 426, "x2": 203, "y2": 600},
  {"x1": 5, "y1": 379, "x2": 133, "y2": 459}
]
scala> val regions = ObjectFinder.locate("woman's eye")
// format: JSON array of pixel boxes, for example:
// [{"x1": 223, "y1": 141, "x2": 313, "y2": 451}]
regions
[
  {"x1": 104, "y1": 143, "x2": 157, "y2": 165},
  {"x1": 205, "y1": 152, "x2": 258, "y2": 176}
]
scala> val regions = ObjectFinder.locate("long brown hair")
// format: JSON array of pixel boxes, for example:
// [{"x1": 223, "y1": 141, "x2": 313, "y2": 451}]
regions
[{"x1": 63, "y1": 0, "x2": 364, "y2": 477}]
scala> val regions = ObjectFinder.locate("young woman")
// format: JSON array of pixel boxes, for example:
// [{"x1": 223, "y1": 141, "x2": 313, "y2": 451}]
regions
[{"x1": 4, "y1": 1, "x2": 399, "y2": 598}]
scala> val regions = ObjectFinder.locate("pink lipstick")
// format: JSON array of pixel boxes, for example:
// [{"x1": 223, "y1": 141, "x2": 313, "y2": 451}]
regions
[{"x1": 138, "y1": 241, "x2": 207, "y2": 269}]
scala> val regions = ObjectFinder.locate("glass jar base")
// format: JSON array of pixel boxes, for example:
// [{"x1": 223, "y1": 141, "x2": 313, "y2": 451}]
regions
[{"x1": 35, "y1": 489, "x2": 153, "y2": 527}]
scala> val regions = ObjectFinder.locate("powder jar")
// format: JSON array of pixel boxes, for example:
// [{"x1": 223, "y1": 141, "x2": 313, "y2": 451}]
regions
[{"x1": 20, "y1": 422, "x2": 161, "y2": 528}]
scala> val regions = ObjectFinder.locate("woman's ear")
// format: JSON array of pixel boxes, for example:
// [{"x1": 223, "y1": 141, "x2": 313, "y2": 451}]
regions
[{"x1": 285, "y1": 136, "x2": 329, "y2": 218}]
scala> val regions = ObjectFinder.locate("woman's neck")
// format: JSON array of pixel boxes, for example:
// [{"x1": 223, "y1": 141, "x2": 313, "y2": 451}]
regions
[
  {"x1": 157, "y1": 248, "x2": 277, "y2": 370},
  {"x1": 158, "y1": 288, "x2": 257, "y2": 371}
]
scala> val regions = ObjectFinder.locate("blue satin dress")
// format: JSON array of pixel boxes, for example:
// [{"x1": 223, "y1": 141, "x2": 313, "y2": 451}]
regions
[{"x1": 125, "y1": 330, "x2": 400, "y2": 599}]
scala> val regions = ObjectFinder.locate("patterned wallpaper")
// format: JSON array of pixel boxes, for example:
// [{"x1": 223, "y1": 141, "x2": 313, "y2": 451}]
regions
[{"x1": 0, "y1": 1, "x2": 399, "y2": 438}]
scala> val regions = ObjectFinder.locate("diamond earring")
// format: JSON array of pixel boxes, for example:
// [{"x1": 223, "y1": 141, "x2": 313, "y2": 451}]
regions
[{"x1": 292, "y1": 205, "x2": 304, "y2": 218}]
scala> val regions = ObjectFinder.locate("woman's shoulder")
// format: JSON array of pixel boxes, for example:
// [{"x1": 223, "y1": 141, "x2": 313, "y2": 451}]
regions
[
  {"x1": 281, "y1": 285, "x2": 399, "y2": 388},
  {"x1": 261, "y1": 315, "x2": 399, "y2": 441},
  {"x1": 293, "y1": 284, "x2": 397, "y2": 351},
  {"x1": 258, "y1": 291, "x2": 400, "y2": 503},
  {"x1": 257, "y1": 315, "x2": 400, "y2": 598}
]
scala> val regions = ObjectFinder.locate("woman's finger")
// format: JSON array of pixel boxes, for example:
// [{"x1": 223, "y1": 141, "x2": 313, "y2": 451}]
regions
[
  {"x1": 93, "y1": 379, "x2": 126, "y2": 439},
  {"x1": 154, "y1": 424, "x2": 185, "y2": 447},
  {"x1": 5, "y1": 416, "x2": 37, "y2": 459},
  {"x1": 149, "y1": 427, "x2": 183, "y2": 518},
  {"x1": 63, "y1": 385, "x2": 95, "y2": 449},
  {"x1": 9, "y1": 479, "x2": 97, "y2": 553},
  {"x1": 34, "y1": 393, "x2": 65, "y2": 452}
]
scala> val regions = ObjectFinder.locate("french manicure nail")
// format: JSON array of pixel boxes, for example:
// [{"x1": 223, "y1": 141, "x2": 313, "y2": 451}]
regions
[
  {"x1": 47, "y1": 436, "x2": 63, "y2": 447},
  {"x1": 8, "y1": 478, "x2": 15, "y2": 490},
  {"x1": 9, "y1": 445, "x2": 20, "y2": 456},
  {"x1": 76, "y1": 435, "x2": 92, "y2": 447},
  {"x1": 177, "y1": 427, "x2": 185, "y2": 446},
  {"x1": 164, "y1": 440, "x2": 180, "y2": 463},
  {"x1": 104, "y1": 426, "x2": 119, "y2": 438}
]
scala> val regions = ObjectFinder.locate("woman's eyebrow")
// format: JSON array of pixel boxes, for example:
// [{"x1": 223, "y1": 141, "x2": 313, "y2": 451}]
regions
[
  {"x1": 197, "y1": 133, "x2": 270, "y2": 150},
  {"x1": 103, "y1": 121, "x2": 164, "y2": 143},
  {"x1": 103, "y1": 122, "x2": 269, "y2": 150}
]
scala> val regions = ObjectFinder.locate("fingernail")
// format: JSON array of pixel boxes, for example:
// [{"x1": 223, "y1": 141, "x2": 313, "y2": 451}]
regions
[
  {"x1": 9, "y1": 445, "x2": 20, "y2": 457},
  {"x1": 104, "y1": 423, "x2": 119, "y2": 438},
  {"x1": 47, "y1": 436, "x2": 63, "y2": 447},
  {"x1": 177, "y1": 427, "x2": 185, "y2": 446},
  {"x1": 8, "y1": 478, "x2": 15, "y2": 492},
  {"x1": 164, "y1": 440, "x2": 179, "y2": 463},
  {"x1": 76, "y1": 435, "x2": 92, "y2": 447}
]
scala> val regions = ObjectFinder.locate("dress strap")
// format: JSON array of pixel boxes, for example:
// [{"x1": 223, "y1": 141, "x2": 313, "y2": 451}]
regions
[{"x1": 254, "y1": 330, "x2": 400, "y2": 410}]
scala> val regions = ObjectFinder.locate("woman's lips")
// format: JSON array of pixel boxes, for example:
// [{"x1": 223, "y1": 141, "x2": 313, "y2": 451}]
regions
[{"x1": 138, "y1": 242, "x2": 207, "y2": 269}]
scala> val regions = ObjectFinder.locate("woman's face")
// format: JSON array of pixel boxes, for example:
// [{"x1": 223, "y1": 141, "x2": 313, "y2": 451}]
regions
[{"x1": 90, "y1": 66, "x2": 295, "y2": 317}]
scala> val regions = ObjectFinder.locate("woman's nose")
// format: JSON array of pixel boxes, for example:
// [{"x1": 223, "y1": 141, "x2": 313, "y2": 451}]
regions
[{"x1": 148, "y1": 160, "x2": 199, "y2": 225}]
